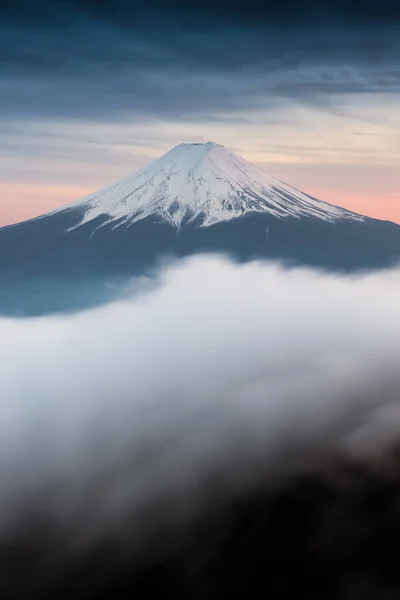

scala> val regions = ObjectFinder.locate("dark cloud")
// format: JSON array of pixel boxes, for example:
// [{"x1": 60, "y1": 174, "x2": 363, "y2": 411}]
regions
[
  {"x1": 2, "y1": 0, "x2": 400, "y2": 28},
  {"x1": 0, "y1": 0, "x2": 399, "y2": 123}
]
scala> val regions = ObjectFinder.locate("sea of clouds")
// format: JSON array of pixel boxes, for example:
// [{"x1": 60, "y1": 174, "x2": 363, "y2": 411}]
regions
[{"x1": 2, "y1": 254, "x2": 400, "y2": 598}]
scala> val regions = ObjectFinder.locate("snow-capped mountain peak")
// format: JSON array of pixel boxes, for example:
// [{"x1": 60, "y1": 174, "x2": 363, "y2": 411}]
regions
[{"x1": 63, "y1": 141, "x2": 363, "y2": 230}]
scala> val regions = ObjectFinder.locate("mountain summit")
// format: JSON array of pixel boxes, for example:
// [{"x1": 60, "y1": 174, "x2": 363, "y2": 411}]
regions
[
  {"x1": 1, "y1": 141, "x2": 400, "y2": 316},
  {"x1": 61, "y1": 141, "x2": 361, "y2": 231}
]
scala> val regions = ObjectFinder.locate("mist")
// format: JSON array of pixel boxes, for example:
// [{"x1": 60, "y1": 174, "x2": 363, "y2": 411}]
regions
[{"x1": 2, "y1": 254, "x2": 400, "y2": 598}]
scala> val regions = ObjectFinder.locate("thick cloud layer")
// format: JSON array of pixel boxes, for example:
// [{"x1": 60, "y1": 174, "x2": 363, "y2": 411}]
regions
[
  {"x1": 2, "y1": 255, "x2": 400, "y2": 598},
  {"x1": 3, "y1": 0, "x2": 400, "y2": 27},
  {"x1": 1, "y1": 0, "x2": 399, "y2": 123}
]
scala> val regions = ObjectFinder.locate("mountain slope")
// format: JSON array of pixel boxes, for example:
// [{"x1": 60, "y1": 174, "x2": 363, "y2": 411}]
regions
[
  {"x1": 1, "y1": 142, "x2": 400, "y2": 315},
  {"x1": 54, "y1": 141, "x2": 362, "y2": 229}
]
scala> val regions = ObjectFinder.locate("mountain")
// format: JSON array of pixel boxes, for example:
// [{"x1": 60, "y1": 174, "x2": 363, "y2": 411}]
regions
[
  {"x1": 1, "y1": 141, "x2": 400, "y2": 315},
  {"x1": 58, "y1": 141, "x2": 359, "y2": 228}
]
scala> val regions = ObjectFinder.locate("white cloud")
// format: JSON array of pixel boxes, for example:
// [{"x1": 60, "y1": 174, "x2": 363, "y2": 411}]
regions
[{"x1": 1, "y1": 254, "x2": 400, "y2": 595}]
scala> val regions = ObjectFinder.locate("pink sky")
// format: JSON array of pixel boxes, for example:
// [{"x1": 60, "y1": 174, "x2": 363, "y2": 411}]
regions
[{"x1": 0, "y1": 183, "x2": 93, "y2": 227}]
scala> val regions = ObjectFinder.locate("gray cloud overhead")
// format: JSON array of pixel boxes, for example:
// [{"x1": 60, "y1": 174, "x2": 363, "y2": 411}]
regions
[
  {"x1": 2, "y1": 0, "x2": 400, "y2": 29},
  {"x1": 0, "y1": 1, "x2": 399, "y2": 123}
]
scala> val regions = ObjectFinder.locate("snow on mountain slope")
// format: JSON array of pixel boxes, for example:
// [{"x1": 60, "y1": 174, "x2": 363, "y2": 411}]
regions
[{"x1": 58, "y1": 141, "x2": 363, "y2": 230}]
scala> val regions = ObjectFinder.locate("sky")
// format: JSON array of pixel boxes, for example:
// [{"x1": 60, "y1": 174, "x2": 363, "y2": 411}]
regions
[{"x1": 0, "y1": 0, "x2": 399, "y2": 226}]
